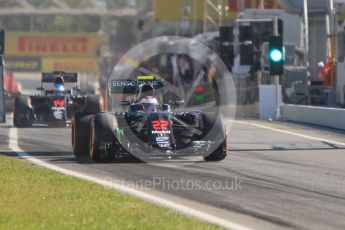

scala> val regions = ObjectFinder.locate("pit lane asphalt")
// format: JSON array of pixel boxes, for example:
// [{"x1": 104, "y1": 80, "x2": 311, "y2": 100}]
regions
[{"x1": 2, "y1": 116, "x2": 345, "y2": 230}]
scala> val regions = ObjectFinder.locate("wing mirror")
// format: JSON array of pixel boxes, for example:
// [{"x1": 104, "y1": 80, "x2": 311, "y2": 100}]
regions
[
  {"x1": 119, "y1": 101, "x2": 130, "y2": 106},
  {"x1": 174, "y1": 100, "x2": 185, "y2": 107}
]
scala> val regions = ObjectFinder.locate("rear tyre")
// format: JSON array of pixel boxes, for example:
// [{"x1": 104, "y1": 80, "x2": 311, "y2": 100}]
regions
[
  {"x1": 13, "y1": 95, "x2": 33, "y2": 127},
  {"x1": 84, "y1": 95, "x2": 101, "y2": 113},
  {"x1": 202, "y1": 113, "x2": 227, "y2": 162},
  {"x1": 89, "y1": 113, "x2": 117, "y2": 163},
  {"x1": 72, "y1": 112, "x2": 94, "y2": 158},
  {"x1": 72, "y1": 95, "x2": 102, "y2": 159}
]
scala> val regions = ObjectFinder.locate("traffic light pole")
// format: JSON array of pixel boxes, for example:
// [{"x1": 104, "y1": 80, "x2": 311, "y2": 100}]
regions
[
  {"x1": 0, "y1": 29, "x2": 5, "y2": 123},
  {"x1": 273, "y1": 17, "x2": 280, "y2": 120},
  {"x1": 0, "y1": 56, "x2": 5, "y2": 123},
  {"x1": 303, "y1": 0, "x2": 310, "y2": 105}
]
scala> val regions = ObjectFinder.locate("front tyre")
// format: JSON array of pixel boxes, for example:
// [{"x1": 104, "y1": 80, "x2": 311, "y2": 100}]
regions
[
  {"x1": 13, "y1": 95, "x2": 33, "y2": 127},
  {"x1": 89, "y1": 113, "x2": 117, "y2": 163},
  {"x1": 203, "y1": 138, "x2": 228, "y2": 161},
  {"x1": 202, "y1": 113, "x2": 228, "y2": 162},
  {"x1": 72, "y1": 112, "x2": 94, "y2": 158},
  {"x1": 84, "y1": 95, "x2": 102, "y2": 113}
]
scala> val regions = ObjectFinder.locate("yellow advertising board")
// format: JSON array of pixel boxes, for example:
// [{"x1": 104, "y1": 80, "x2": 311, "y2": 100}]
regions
[
  {"x1": 154, "y1": 0, "x2": 203, "y2": 21},
  {"x1": 153, "y1": 0, "x2": 280, "y2": 21},
  {"x1": 41, "y1": 57, "x2": 99, "y2": 73},
  {"x1": 5, "y1": 32, "x2": 102, "y2": 57},
  {"x1": 4, "y1": 56, "x2": 41, "y2": 72}
]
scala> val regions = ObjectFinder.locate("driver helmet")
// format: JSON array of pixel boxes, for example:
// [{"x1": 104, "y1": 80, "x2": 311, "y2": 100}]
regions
[
  {"x1": 139, "y1": 83, "x2": 155, "y2": 98},
  {"x1": 139, "y1": 96, "x2": 159, "y2": 113},
  {"x1": 54, "y1": 75, "x2": 65, "y2": 91}
]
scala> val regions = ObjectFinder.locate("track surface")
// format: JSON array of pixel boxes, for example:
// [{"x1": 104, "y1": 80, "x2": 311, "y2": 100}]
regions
[{"x1": 1, "y1": 117, "x2": 345, "y2": 230}]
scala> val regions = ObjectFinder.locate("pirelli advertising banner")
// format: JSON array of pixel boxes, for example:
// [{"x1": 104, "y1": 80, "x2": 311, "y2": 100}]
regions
[
  {"x1": 5, "y1": 32, "x2": 101, "y2": 57},
  {"x1": 4, "y1": 32, "x2": 103, "y2": 73}
]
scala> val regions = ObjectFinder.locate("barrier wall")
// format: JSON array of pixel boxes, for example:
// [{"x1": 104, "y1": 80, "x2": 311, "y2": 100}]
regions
[{"x1": 281, "y1": 104, "x2": 345, "y2": 130}]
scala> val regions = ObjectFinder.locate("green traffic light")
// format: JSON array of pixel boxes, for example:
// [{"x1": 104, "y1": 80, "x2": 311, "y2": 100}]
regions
[
  {"x1": 269, "y1": 36, "x2": 284, "y2": 75},
  {"x1": 269, "y1": 49, "x2": 283, "y2": 62},
  {"x1": 195, "y1": 94, "x2": 205, "y2": 101}
]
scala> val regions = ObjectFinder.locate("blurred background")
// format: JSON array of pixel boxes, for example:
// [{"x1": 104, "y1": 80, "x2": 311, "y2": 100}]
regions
[
  {"x1": 2, "y1": 0, "x2": 345, "y2": 118},
  {"x1": 0, "y1": 0, "x2": 281, "y2": 114}
]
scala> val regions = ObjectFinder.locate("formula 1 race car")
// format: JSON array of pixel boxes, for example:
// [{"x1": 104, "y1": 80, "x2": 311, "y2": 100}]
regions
[
  {"x1": 13, "y1": 71, "x2": 102, "y2": 127},
  {"x1": 72, "y1": 77, "x2": 228, "y2": 162}
]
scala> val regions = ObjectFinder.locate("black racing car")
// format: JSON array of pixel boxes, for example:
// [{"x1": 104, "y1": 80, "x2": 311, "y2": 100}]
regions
[
  {"x1": 13, "y1": 71, "x2": 102, "y2": 127},
  {"x1": 72, "y1": 77, "x2": 228, "y2": 162}
]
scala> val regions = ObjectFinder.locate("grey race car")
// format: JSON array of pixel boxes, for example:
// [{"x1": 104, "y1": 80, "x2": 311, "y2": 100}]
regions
[{"x1": 72, "y1": 77, "x2": 228, "y2": 162}]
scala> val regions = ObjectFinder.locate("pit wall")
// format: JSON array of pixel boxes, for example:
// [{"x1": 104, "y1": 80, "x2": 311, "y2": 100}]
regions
[{"x1": 281, "y1": 104, "x2": 345, "y2": 130}]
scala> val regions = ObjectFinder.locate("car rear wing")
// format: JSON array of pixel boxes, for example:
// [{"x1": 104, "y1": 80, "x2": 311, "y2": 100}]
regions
[
  {"x1": 41, "y1": 71, "x2": 78, "y2": 83},
  {"x1": 110, "y1": 78, "x2": 164, "y2": 94}
]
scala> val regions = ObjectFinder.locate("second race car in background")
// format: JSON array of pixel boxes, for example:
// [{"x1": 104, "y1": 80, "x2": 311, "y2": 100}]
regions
[{"x1": 13, "y1": 71, "x2": 102, "y2": 127}]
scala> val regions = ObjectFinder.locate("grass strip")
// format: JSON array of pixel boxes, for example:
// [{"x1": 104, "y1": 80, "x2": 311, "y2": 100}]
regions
[{"x1": 0, "y1": 154, "x2": 221, "y2": 230}]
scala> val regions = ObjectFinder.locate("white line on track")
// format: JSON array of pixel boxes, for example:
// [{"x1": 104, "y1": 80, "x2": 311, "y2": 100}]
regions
[
  {"x1": 8, "y1": 127, "x2": 252, "y2": 230},
  {"x1": 234, "y1": 120, "x2": 345, "y2": 147}
]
